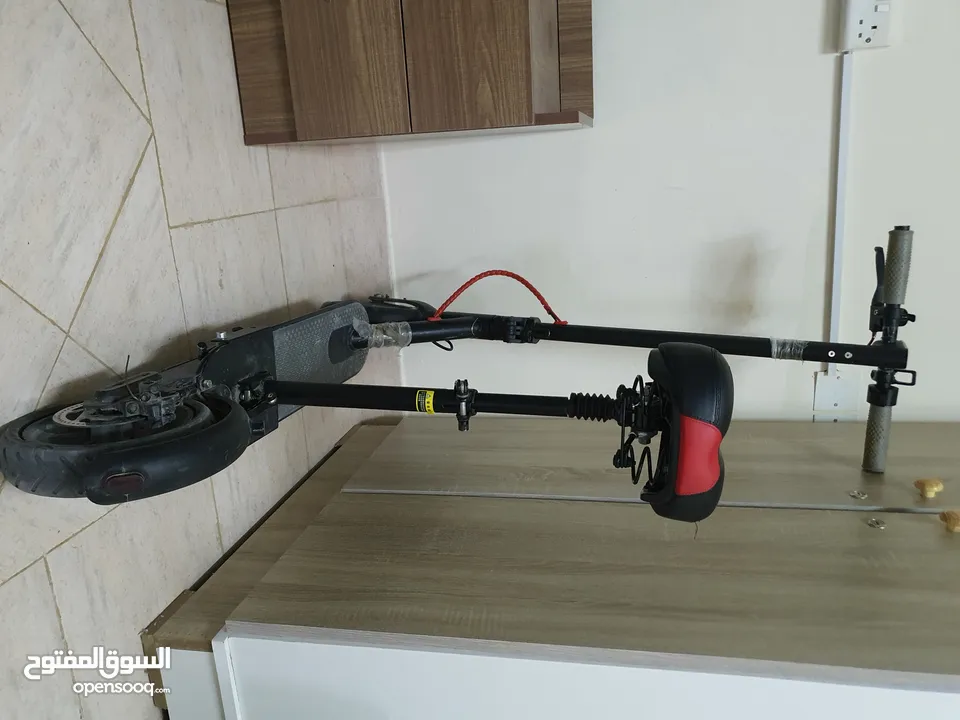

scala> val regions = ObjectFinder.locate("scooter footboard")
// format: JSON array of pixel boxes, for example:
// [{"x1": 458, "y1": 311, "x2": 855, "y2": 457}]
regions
[
  {"x1": 272, "y1": 302, "x2": 369, "y2": 419},
  {"x1": 198, "y1": 301, "x2": 369, "y2": 430}
]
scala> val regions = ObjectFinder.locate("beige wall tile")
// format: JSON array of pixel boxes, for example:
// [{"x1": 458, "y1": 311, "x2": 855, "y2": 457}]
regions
[
  {"x1": 0, "y1": 439, "x2": 111, "y2": 587},
  {"x1": 302, "y1": 406, "x2": 362, "y2": 468},
  {"x1": 0, "y1": 284, "x2": 65, "y2": 427},
  {"x1": 340, "y1": 198, "x2": 393, "y2": 300},
  {"x1": 211, "y1": 414, "x2": 309, "y2": 549},
  {"x1": 170, "y1": 212, "x2": 289, "y2": 345},
  {"x1": 269, "y1": 143, "x2": 381, "y2": 209},
  {"x1": 72, "y1": 141, "x2": 190, "y2": 374},
  {"x1": 0, "y1": 340, "x2": 114, "y2": 585},
  {"x1": 47, "y1": 479, "x2": 220, "y2": 720},
  {"x1": 350, "y1": 348, "x2": 403, "y2": 423},
  {"x1": 38, "y1": 339, "x2": 115, "y2": 408},
  {"x1": 331, "y1": 144, "x2": 382, "y2": 198},
  {"x1": 353, "y1": 348, "x2": 403, "y2": 386},
  {"x1": 268, "y1": 144, "x2": 337, "y2": 209},
  {"x1": 276, "y1": 202, "x2": 348, "y2": 314},
  {"x1": 0, "y1": 0, "x2": 150, "y2": 326},
  {"x1": 0, "y1": 561, "x2": 82, "y2": 720},
  {"x1": 132, "y1": 0, "x2": 272, "y2": 225},
  {"x1": 60, "y1": 0, "x2": 148, "y2": 114}
]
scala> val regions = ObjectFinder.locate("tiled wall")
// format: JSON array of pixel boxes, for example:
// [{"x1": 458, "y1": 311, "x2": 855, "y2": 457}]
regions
[{"x1": 0, "y1": 1, "x2": 399, "y2": 718}]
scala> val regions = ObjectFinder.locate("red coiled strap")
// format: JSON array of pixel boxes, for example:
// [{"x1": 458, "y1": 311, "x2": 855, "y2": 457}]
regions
[{"x1": 427, "y1": 270, "x2": 567, "y2": 324}]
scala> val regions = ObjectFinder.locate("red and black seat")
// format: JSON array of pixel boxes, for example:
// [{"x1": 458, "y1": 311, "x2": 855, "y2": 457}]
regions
[{"x1": 642, "y1": 343, "x2": 734, "y2": 522}]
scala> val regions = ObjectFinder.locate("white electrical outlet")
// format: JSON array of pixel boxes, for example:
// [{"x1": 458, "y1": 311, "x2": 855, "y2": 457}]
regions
[{"x1": 841, "y1": 0, "x2": 895, "y2": 51}]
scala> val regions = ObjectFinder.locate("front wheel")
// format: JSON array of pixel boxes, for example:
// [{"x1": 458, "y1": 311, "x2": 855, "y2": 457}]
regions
[{"x1": 0, "y1": 395, "x2": 251, "y2": 504}]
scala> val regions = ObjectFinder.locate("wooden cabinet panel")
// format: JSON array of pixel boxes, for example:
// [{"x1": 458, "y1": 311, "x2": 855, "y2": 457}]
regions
[
  {"x1": 227, "y1": 0, "x2": 297, "y2": 144},
  {"x1": 558, "y1": 0, "x2": 593, "y2": 118},
  {"x1": 280, "y1": 0, "x2": 411, "y2": 140},
  {"x1": 402, "y1": 0, "x2": 560, "y2": 133},
  {"x1": 528, "y1": 0, "x2": 561, "y2": 116}
]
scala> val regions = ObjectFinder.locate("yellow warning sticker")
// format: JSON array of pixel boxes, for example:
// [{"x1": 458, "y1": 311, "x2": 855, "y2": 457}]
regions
[{"x1": 415, "y1": 390, "x2": 435, "y2": 414}]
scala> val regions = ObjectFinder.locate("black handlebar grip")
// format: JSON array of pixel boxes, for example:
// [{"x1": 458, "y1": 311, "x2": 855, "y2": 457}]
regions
[{"x1": 882, "y1": 226, "x2": 913, "y2": 306}]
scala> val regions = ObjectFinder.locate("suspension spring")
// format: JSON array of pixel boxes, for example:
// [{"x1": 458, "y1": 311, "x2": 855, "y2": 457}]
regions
[{"x1": 567, "y1": 393, "x2": 617, "y2": 422}]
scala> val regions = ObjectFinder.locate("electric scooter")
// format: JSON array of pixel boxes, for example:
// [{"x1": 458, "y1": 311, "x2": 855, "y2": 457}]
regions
[{"x1": 0, "y1": 227, "x2": 916, "y2": 523}]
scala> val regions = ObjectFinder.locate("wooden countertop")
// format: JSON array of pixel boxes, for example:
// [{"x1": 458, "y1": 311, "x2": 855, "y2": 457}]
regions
[
  {"x1": 145, "y1": 415, "x2": 960, "y2": 685},
  {"x1": 232, "y1": 492, "x2": 960, "y2": 676},
  {"x1": 148, "y1": 424, "x2": 397, "y2": 651},
  {"x1": 344, "y1": 417, "x2": 959, "y2": 511}
]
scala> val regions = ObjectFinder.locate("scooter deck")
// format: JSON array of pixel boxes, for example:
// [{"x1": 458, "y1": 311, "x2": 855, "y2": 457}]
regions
[
  {"x1": 197, "y1": 300, "x2": 369, "y2": 435},
  {"x1": 272, "y1": 301, "x2": 369, "y2": 419}
]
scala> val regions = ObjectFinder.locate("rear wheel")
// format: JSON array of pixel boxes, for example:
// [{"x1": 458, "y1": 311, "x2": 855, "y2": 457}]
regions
[{"x1": 0, "y1": 395, "x2": 250, "y2": 504}]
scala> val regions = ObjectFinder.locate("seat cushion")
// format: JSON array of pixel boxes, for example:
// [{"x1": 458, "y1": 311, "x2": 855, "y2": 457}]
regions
[{"x1": 642, "y1": 342, "x2": 734, "y2": 522}]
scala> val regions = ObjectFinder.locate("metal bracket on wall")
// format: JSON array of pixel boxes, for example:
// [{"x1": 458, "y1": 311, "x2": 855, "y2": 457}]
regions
[{"x1": 813, "y1": 368, "x2": 862, "y2": 422}]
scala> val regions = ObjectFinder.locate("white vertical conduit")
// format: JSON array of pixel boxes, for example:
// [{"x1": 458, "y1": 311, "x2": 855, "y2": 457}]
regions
[{"x1": 827, "y1": 51, "x2": 854, "y2": 376}]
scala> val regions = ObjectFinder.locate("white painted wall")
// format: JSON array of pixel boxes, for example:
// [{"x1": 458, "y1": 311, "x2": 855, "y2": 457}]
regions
[
  {"x1": 383, "y1": 0, "x2": 960, "y2": 420},
  {"x1": 840, "y1": 0, "x2": 960, "y2": 420}
]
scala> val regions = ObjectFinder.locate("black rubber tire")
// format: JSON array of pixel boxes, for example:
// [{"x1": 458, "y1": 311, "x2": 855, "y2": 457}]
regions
[{"x1": 0, "y1": 395, "x2": 251, "y2": 504}]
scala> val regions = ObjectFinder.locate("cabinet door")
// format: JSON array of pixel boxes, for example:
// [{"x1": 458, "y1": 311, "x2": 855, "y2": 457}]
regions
[
  {"x1": 402, "y1": 0, "x2": 560, "y2": 133},
  {"x1": 280, "y1": 0, "x2": 410, "y2": 140}
]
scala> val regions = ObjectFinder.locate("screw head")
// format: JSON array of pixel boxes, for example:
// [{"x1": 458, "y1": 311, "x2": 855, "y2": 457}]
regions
[
  {"x1": 124, "y1": 401, "x2": 140, "y2": 415},
  {"x1": 201, "y1": 379, "x2": 214, "y2": 389},
  {"x1": 828, "y1": 350, "x2": 836, "y2": 358},
  {"x1": 849, "y1": 490, "x2": 868, "y2": 500},
  {"x1": 867, "y1": 518, "x2": 886, "y2": 530},
  {"x1": 844, "y1": 351, "x2": 853, "y2": 359}
]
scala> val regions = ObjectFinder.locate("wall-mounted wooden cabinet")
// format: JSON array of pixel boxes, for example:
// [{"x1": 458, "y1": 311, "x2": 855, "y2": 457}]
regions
[
  {"x1": 281, "y1": 0, "x2": 411, "y2": 140},
  {"x1": 227, "y1": 0, "x2": 593, "y2": 145},
  {"x1": 402, "y1": 0, "x2": 559, "y2": 133}
]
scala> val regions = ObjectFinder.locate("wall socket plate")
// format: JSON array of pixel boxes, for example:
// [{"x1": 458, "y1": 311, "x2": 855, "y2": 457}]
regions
[{"x1": 841, "y1": 0, "x2": 894, "y2": 51}]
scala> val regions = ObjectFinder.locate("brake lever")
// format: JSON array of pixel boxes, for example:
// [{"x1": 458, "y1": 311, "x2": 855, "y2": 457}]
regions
[
  {"x1": 368, "y1": 295, "x2": 438, "y2": 320},
  {"x1": 870, "y1": 247, "x2": 885, "y2": 334}
]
